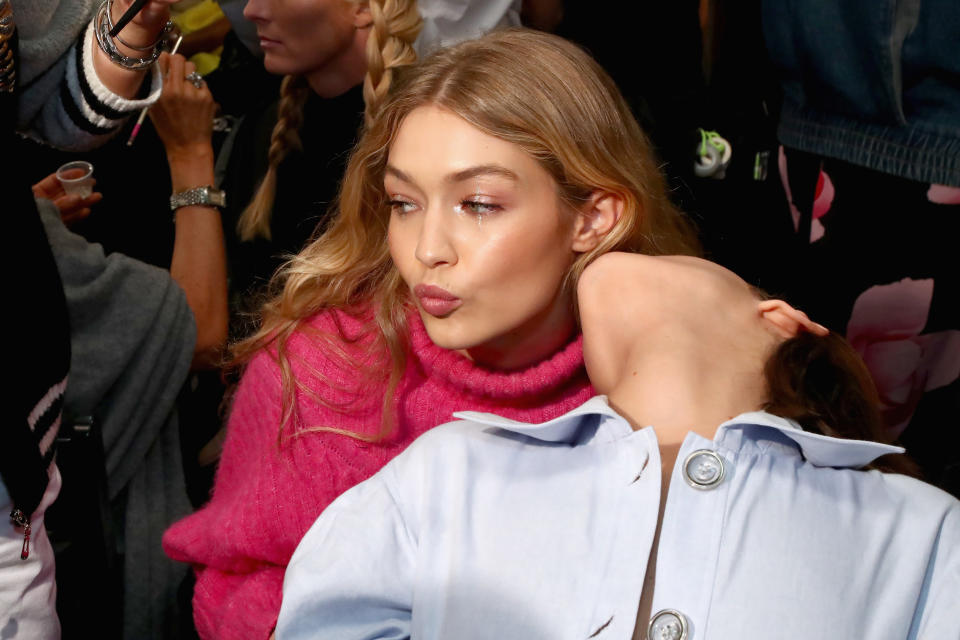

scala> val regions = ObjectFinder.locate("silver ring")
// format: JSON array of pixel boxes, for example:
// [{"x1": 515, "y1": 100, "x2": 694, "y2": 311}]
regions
[{"x1": 186, "y1": 71, "x2": 204, "y2": 88}]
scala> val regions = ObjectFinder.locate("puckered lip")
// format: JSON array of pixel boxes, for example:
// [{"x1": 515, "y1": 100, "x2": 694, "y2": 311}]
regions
[
  {"x1": 414, "y1": 284, "x2": 459, "y2": 301},
  {"x1": 414, "y1": 284, "x2": 462, "y2": 317}
]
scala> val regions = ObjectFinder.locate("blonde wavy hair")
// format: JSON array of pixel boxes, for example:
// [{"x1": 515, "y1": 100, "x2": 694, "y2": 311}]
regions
[
  {"x1": 234, "y1": 28, "x2": 701, "y2": 440},
  {"x1": 237, "y1": 0, "x2": 422, "y2": 242}
]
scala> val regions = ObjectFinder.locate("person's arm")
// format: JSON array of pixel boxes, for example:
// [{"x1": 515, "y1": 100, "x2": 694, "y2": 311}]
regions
[
  {"x1": 163, "y1": 352, "x2": 287, "y2": 638},
  {"x1": 912, "y1": 504, "x2": 960, "y2": 637},
  {"x1": 91, "y1": 0, "x2": 178, "y2": 99},
  {"x1": 277, "y1": 469, "x2": 416, "y2": 640},
  {"x1": 165, "y1": 348, "x2": 363, "y2": 639},
  {"x1": 150, "y1": 52, "x2": 227, "y2": 368},
  {"x1": 17, "y1": 1, "x2": 177, "y2": 150},
  {"x1": 189, "y1": 473, "x2": 416, "y2": 640}
]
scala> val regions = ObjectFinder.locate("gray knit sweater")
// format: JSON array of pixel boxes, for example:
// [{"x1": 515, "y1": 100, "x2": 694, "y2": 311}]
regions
[
  {"x1": 12, "y1": 0, "x2": 161, "y2": 150},
  {"x1": 37, "y1": 198, "x2": 195, "y2": 640}
]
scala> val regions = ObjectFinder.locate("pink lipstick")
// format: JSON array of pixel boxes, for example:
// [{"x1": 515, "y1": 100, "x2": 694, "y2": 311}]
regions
[{"x1": 414, "y1": 284, "x2": 462, "y2": 317}]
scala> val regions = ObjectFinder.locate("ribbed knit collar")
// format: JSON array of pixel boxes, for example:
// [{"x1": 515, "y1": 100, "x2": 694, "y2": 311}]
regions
[{"x1": 407, "y1": 311, "x2": 586, "y2": 399}]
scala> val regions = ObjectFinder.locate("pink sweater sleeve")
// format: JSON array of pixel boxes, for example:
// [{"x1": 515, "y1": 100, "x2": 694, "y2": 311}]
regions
[
  {"x1": 163, "y1": 311, "x2": 400, "y2": 640},
  {"x1": 162, "y1": 347, "x2": 348, "y2": 640}
]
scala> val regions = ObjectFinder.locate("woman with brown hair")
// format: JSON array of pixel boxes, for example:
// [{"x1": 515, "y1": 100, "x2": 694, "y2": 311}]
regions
[
  {"x1": 162, "y1": 28, "x2": 698, "y2": 639},
  {"x1": 279, "y1": 252, "x2": 956, "y2": 639}
]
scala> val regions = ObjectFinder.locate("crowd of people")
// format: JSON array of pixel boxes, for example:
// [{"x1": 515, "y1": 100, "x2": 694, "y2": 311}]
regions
[{"x1": 3, "y1": 1, "x2": 958, "y2": 639}]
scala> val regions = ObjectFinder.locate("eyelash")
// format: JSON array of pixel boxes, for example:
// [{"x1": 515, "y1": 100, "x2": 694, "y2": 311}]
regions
[
  {"x1": 456, "y1": 200, "x2": 502, "y2": 216},
  {"x1": 388, "y1": 199, "x2": 503, "y2": 216},
  {"x1": 389, "y1": 199, "x2": 417, "y2": 215}
]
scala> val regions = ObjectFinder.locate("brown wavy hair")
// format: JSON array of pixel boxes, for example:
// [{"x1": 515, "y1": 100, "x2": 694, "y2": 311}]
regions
[
  {"x1": 232, "y1": 28, "x2": 701, "y2": 440},
  {"x1": 765, "y1": 332, "x2": 920, "y2": 476}
]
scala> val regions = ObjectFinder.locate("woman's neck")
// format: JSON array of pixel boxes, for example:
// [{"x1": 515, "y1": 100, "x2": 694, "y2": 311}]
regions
[
  {"x1": 461, "y1": 291, "x2": 578, "y2": 371},
  {"x1": 607, "y1": 337, "x2": 773, "y2": 445},
  {"x1": 305, "y1": 26, "x2": 370, "y2": 98}
]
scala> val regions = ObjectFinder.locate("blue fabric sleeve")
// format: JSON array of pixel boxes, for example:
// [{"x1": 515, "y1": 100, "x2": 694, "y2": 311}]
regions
[{"x1": 278, "y1": 469, "x2": 417, "y2": 640}]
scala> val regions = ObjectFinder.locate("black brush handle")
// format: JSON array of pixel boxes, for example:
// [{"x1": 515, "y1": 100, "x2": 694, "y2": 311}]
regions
[{"x1": 108, "y1": 0, "x2": 151, "y2": 38}]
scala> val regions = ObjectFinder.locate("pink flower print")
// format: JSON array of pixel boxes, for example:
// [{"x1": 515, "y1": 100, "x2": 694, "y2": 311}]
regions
[
  {"x1": 777, "y1": 146, "x2": 835, "y2": 243},
  {"x1": 927, "y1": 184, "x2": 960, "y2": 205},
  {"x1": 846, "y1": 278, "x2": 960, "y2": 438}
]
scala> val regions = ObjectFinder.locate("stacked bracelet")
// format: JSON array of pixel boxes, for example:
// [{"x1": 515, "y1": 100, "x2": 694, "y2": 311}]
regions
[
  {"x1": 93, "y1": 0, "x2": 168, "y2": 70},
  {"x1": 105, "y1": 0, "x2": 170, "y2": 51}
]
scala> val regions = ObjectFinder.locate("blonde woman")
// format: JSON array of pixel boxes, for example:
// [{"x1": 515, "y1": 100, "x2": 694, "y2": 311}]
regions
[
  {"x1": 162, "y1": 28, "x2": 698, "y2": 639},
  {"x1": 152, "y1": 0, "x2": 422, "y2": 325}
]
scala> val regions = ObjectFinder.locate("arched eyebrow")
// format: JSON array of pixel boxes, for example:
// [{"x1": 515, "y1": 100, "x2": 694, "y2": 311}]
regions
[
  {"x1": 447, "y1": 164, "x2": 519, "y2": 183},
  {"x1": 385, "y1": 164, "x2": 519, "y2": 185}
]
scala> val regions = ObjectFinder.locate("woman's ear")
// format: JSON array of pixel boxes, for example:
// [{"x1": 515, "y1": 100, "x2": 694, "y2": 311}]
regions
[
  {"x1": 352, "y1": 1, "x2": 373, "y2": 28},
  {"x1": 571, "y1": 190, "x2": 623, "y2": 252},
  {"x1": 758, "y1": 299, "x2": 829, "y2": 339}
]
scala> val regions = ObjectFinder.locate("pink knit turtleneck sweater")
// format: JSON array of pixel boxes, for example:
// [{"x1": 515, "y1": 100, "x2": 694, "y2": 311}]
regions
[{"x1": 163, "y1": 309, "x2": 593, "y2": 640}]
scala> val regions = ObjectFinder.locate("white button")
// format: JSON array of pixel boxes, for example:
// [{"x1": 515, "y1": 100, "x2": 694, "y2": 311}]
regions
[
  {"x1": 648, "y1": 609, "x2": 688, "y2": 640},
  {"x1": 683, "y1": 449, "x2": 725, "y2": 490}
]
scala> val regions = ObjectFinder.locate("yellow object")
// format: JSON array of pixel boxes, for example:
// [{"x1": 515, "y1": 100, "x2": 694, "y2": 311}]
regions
[
  {"x1": 190, "y1": 47, "x2": 224, "y2": 77},
  {"x1": 171, "y1": 0, "x2": 225, "y2": 35}
]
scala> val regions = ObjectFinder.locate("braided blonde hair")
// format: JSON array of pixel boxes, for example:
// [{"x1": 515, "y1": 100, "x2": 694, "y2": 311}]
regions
[
  {"x1": 237, "y1": 0, "x2": 421, "y2": 242},
  {"x1": 362, "y1": 0, "x2": 421, "y2": 126}
]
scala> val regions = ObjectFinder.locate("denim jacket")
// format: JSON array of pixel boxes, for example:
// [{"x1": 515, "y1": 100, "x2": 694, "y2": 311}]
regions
[{"x1": 762, "y1": 0, "x2": 960, "y2": 185}]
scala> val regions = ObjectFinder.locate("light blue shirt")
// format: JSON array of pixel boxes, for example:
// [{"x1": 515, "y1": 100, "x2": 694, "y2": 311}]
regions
[{"x1": 278, "y1": 397, "x2": 960, "y2": 639}]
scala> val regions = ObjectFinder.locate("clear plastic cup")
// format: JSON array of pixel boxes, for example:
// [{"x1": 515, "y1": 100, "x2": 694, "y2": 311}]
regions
[{"x1": 56, "y1": 161, "x2": 95, "y2": 197}]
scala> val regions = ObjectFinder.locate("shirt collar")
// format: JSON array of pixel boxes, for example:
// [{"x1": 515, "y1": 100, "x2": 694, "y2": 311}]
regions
[
  {"x1": 454, "y1": 397, "x2": 904, "y2": 468},
  {"x1": 452, "y1": 396, "x2": 624, "y2": 443},
  {"x1": 714, "y1": 411, "x2": 904, "y2": 468}
]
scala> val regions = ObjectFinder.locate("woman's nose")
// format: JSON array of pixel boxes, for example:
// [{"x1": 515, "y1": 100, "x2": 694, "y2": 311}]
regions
[
  {"x1": 414, "y1": 209, "x2": 457, "y2": 268},
  {"x1": 243, "y1": 0, "x2": 268, "y2": 23}
]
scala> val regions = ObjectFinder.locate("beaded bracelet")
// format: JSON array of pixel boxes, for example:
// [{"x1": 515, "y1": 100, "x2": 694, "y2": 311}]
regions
[{"x1": 94, "y1": 0, "x2": 163, "y2": 70}]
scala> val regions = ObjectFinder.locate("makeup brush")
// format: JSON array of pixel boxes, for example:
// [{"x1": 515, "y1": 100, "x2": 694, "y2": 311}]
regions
[
  {"x1": 109, "y1": 0, "x2": 152, "y2": 38},
  {"x1": 126, "y1": 33, "x2": 183, "y2": 147}
]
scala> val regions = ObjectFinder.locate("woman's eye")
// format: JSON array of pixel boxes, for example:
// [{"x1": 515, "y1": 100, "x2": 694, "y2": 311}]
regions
[
  {"x1": 389, "y1": 199, "x2": 417, "y2": 215},
  {"x1": 457, "y1": 200, "x2": 501, "y2": 215}
]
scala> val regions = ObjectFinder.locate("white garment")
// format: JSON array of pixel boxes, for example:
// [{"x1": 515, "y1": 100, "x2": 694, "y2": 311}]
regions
[
  {"x1": 278, "y1": 396, "x2": 960, "y2": 640},
  {"x1": 413, "y1": 0, "x2": 521, "y2": 57},
  {"x1": 0, "y1": 466, "x2": 62, "y2": 640}
]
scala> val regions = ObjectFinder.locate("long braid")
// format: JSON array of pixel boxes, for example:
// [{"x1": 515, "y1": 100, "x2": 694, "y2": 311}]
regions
[
  {"x1": 237, "y1": 74, "x2": 311, "y2": 242},
  {"x1": 363, "y1": 0, "x2": 421, "y2": 126},
  {"x1": 237, "y1": 2, "x2": 420, "y2": 241}
]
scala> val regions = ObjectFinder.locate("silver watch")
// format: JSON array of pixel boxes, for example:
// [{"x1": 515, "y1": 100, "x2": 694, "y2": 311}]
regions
[{"x1": 169, "y1": 186, "x2": 227, "y2": 211}]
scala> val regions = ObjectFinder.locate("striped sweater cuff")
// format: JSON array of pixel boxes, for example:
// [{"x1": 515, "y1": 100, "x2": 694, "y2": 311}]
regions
[{"x1": 63, "y1": 17, "x2": 163, "y2": 134}]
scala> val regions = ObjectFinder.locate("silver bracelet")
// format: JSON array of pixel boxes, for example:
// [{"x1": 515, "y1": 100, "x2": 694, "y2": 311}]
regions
[
  {"x1": 104, "y1": 0, "x2": 171, "y2": 51},
  {"x1": 94, "y1": 0, "x2": 162, "y2": 70}
]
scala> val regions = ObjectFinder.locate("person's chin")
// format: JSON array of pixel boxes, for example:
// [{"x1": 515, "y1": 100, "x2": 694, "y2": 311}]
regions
[
  {"x1": 419, "y1": 311, "x2": 476, "y2": 352},
  {"x1": 261, "y1": 55, "x2": 294, "y2": 77}
]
